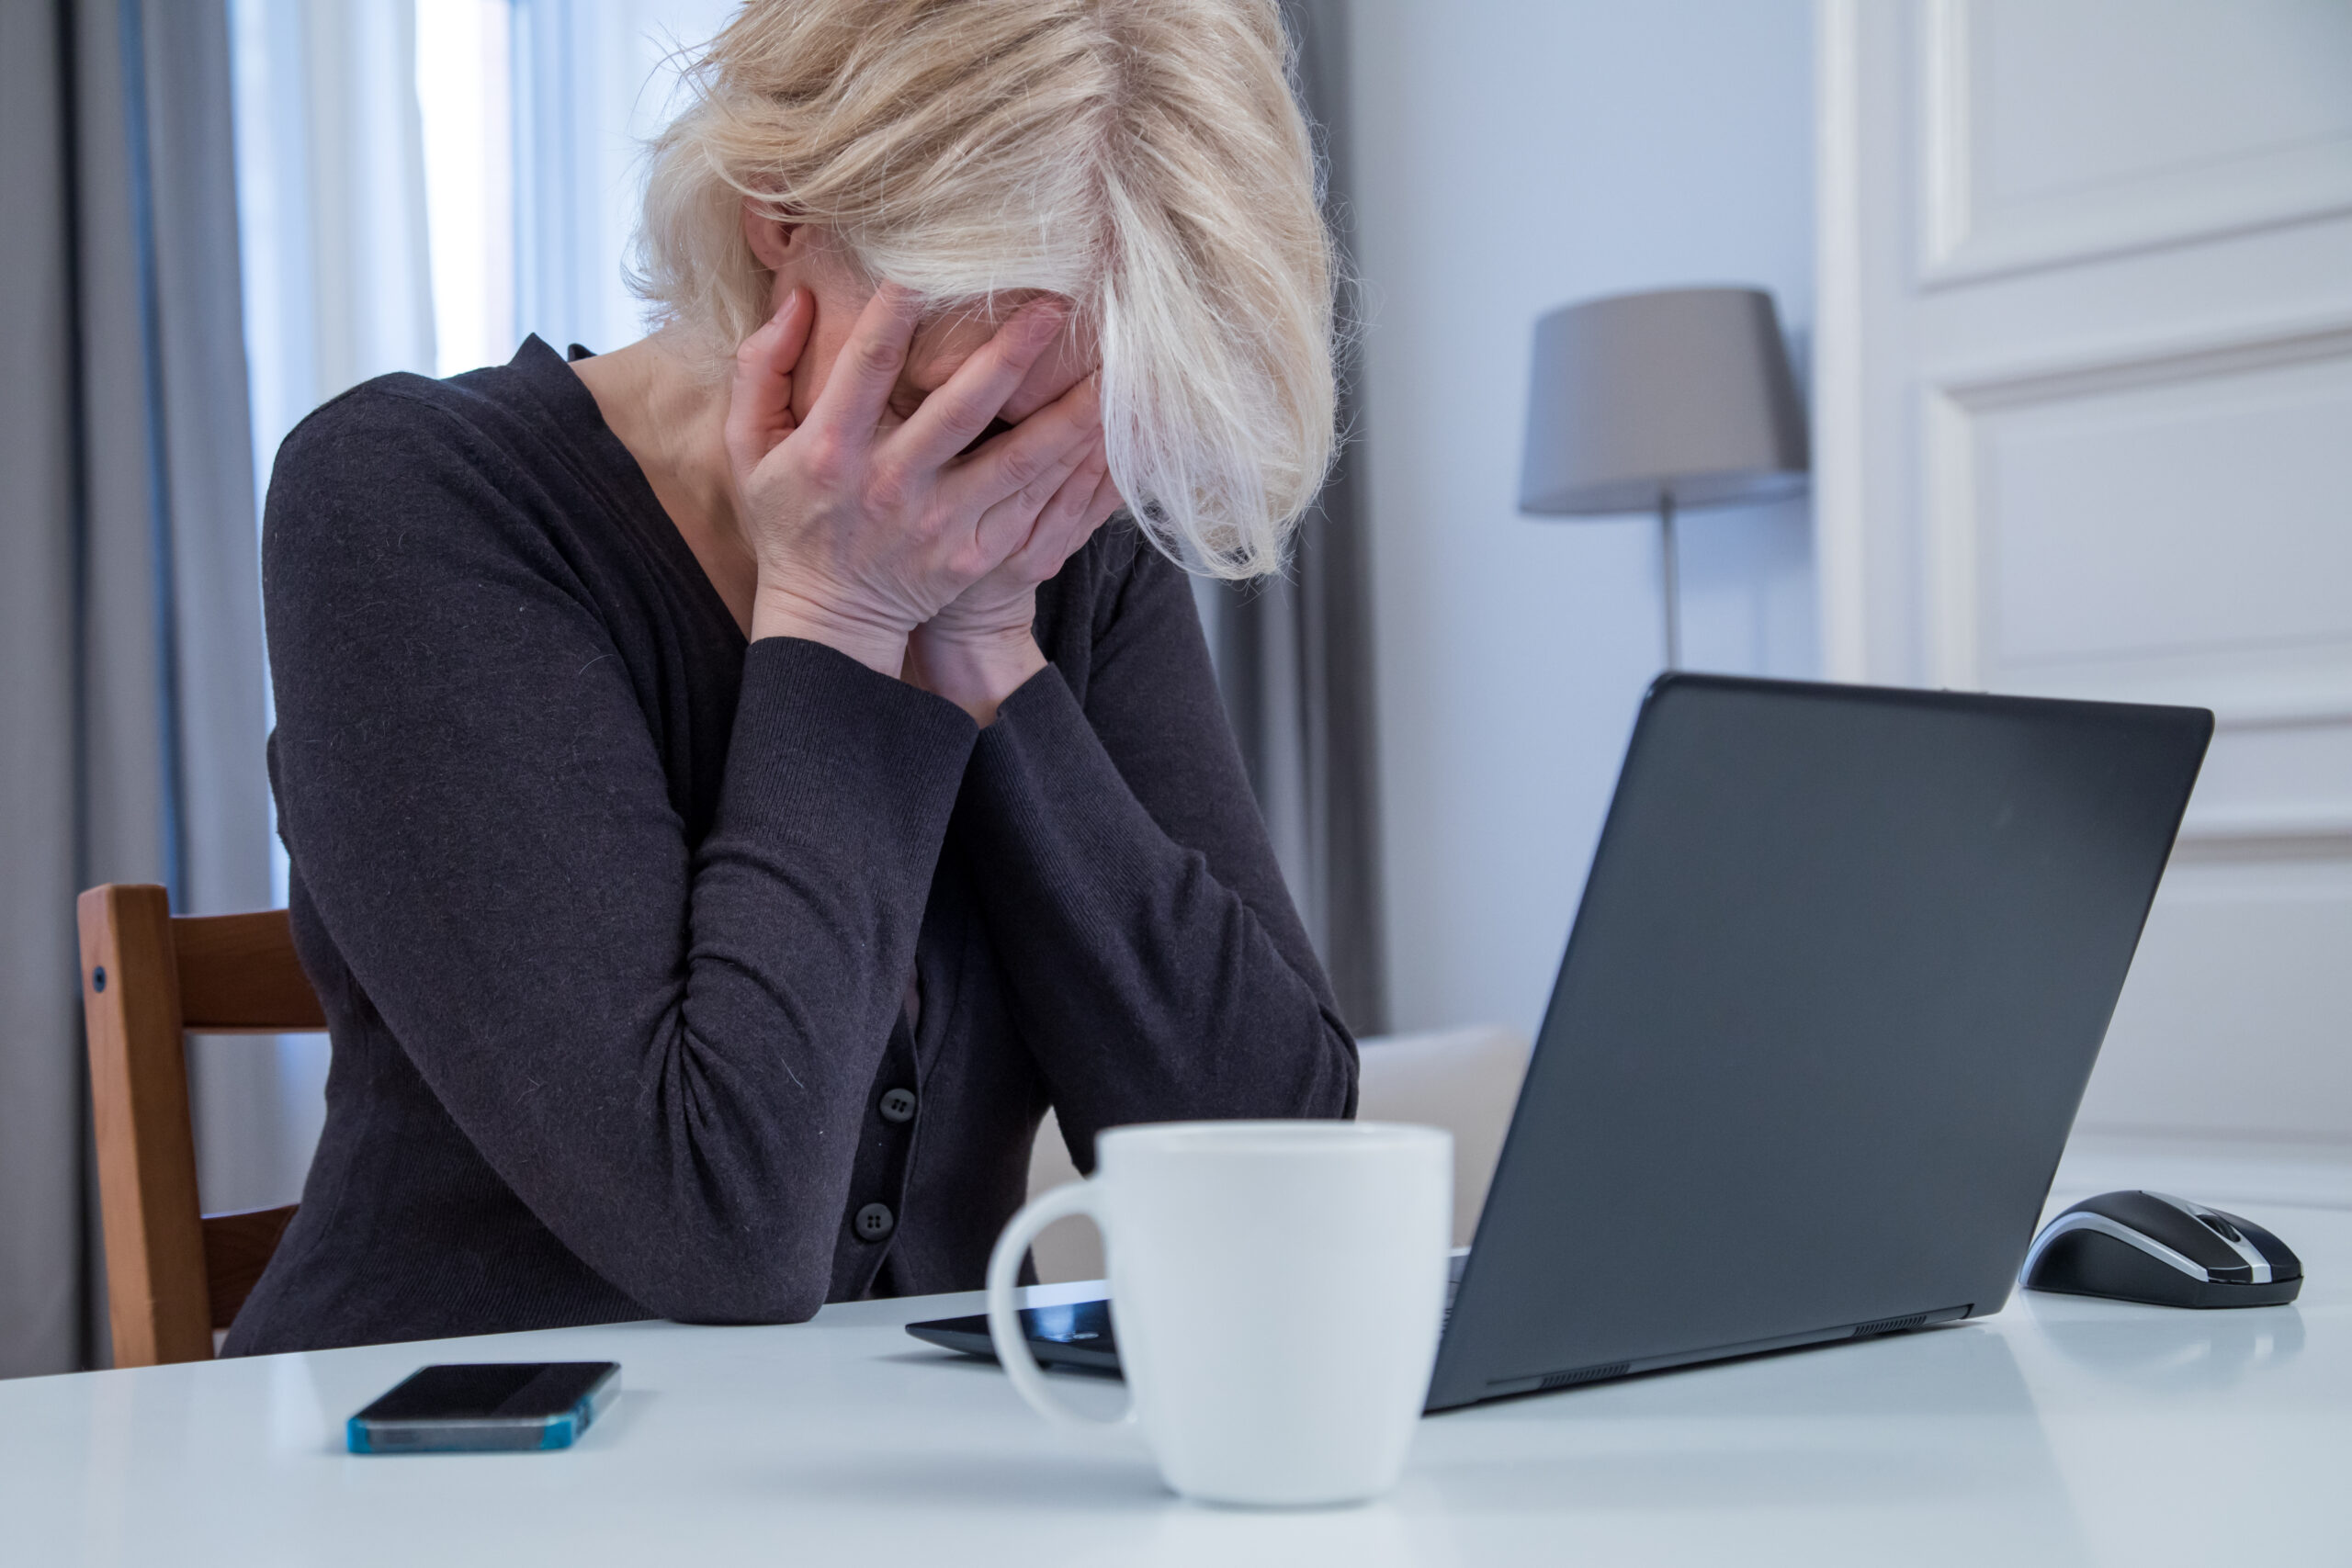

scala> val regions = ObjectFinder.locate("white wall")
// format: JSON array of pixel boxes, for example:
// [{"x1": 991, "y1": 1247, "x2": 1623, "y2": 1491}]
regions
[{"x1": 1351, "y1": 1, "x2": 1817, "y2": 1036}]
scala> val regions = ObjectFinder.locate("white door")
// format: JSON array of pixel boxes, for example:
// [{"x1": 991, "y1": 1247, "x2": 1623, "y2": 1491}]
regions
[{"x1": 1815, "y1": 0, "x2": 2352, "y2": 1147}]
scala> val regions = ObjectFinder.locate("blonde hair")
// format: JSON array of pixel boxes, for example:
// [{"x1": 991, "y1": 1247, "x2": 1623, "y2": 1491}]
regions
[{"x1": 635, "y1": 0, "x2": 1337, "y2": 579}]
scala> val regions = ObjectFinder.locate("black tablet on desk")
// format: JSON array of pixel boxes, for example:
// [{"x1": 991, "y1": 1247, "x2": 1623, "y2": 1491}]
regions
[{"x1": 907, "y1": 1299, "x2": 1120, "y2": 1374}]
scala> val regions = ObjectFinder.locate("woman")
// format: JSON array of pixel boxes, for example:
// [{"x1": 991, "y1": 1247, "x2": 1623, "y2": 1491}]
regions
[{"x1": 225, "y1": 0, "x2": 1355, "y2": 1355}]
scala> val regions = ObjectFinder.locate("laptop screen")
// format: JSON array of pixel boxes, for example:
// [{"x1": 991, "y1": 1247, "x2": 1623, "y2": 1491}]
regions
[{"x1": 1428, "y1": 674, "x2": 2209, "y2": 1409}]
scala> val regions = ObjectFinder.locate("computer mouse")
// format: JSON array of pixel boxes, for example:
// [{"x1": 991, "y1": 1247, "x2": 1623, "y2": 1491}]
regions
[{"x1": 2022, "y1": 1190, "x2": 2301, "y2": 1308}]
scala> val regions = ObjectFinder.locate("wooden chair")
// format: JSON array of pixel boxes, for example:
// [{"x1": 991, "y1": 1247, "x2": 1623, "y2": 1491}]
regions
[{"x1": 75, "y1": 884, "x2": 326, "y2": 1367}]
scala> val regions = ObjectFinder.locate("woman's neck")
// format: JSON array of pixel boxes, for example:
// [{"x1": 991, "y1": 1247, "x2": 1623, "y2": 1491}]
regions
[{"x1": 570, "y1": 331, "x2": 759, "y2": 635}]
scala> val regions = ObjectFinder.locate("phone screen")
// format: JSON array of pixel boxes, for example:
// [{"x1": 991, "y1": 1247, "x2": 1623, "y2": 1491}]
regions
[{"x1": 359, "y1": 1363, "x2": 614, "y2": 1421}]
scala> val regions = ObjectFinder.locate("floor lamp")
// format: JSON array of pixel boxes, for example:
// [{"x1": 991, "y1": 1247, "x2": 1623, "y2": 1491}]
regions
[{"x1": 1518, "y1": 287, "x2": 1810, "y2": 671}]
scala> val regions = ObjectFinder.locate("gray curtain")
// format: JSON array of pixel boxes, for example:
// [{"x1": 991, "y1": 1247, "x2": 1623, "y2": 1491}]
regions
[
  {"x1": 0, "y1": 0, "x2": 272, "y2": 1377},
  {"x1": 1208, "y1": 0, "x2": 1388, "y2": 1033}
]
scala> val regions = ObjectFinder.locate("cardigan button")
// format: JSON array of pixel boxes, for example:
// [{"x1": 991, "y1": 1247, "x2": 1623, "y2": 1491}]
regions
[
  {"x1": 854, "y1": 1202, "x2": 896, "y2": 1242},
  {"x1": 878, "y1": 1088, "x2": 917, "y2": 1123}
]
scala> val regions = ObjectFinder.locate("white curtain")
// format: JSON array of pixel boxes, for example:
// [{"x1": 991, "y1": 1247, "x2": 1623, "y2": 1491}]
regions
[
  {"x1": 232, "y1": 0, "x2": 436, "y2": 494},
  {"x1": 512, "y1": 0, "x2": 736, "y2": 355}
]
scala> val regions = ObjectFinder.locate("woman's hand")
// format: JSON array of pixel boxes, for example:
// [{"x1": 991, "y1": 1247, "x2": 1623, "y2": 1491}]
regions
[
  {"x1": 724, "y1": 284, "x2": 1105, "y2": 677},
  {"x1": 906, "y1": 420, "x2": 1124, "y2": 724}
]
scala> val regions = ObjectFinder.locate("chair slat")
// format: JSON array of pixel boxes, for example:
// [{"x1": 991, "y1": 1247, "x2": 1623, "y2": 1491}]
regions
[
  {"x1": 175, "y1": 911, "x2": 325, "y2": 1032},
  {"x1": 202, "y1": 1205, "x2": 301, "y2": 1329}
]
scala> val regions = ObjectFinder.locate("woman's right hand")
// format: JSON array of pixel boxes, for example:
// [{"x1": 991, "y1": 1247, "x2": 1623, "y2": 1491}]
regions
[{"x1": 724, "y1": 283, "x2": 1105, "y2": 675}]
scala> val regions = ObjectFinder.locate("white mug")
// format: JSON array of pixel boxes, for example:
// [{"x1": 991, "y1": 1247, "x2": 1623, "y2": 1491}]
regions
[{"x1": 986, "y1": 1121, "x2": 1453, "y2": 1507}]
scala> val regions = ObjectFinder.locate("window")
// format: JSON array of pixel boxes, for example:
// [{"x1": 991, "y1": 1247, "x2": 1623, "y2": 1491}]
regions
[{"x1": 232, "y1": 0, "x2": 731, "y2": 488}]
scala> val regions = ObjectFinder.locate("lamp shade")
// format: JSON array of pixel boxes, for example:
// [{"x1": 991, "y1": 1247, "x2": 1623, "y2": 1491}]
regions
[{"x1": 1519, "y1": 286, "x2": 1808, "y2": 516}]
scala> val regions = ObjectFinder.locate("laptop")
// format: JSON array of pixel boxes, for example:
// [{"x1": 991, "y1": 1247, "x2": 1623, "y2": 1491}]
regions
[{"x1": 909, "y1": 673, "x2": 2211, "y2": 1412}]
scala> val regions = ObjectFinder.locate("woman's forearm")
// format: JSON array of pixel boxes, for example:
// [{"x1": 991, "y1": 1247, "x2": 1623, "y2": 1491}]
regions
[{"x1": 951, "y1": 660, "x2": 1358, "y2": 1166}]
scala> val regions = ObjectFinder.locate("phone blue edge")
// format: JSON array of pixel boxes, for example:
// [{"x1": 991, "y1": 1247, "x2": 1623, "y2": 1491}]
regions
[{"x1": 345, "y1": 1368, "x2": 619, "y2": 1454}]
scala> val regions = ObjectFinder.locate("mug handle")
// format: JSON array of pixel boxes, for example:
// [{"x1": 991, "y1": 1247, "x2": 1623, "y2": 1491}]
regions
[{"x1": 986, "y1": 1180, "x2": 1135, "y2": 1429}]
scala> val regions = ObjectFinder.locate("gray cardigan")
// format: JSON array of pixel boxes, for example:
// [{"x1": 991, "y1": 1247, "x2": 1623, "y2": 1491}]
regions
[{"x1": 223, "y1": 337, "x2": 1355, "y2": 1356}]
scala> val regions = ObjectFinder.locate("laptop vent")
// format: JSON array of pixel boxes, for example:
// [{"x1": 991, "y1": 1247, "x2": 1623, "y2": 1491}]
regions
[
  {"x1": 1536, "y1": 1362, "x2": 1629, "y2": 1391},
  {"x1": 1850, "y1": 1313, "x2": 1928, "y2": 1337}
]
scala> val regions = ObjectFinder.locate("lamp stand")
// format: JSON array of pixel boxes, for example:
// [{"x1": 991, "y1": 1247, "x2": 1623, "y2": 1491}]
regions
[{"x1": 1657, "y1": 491, "x2": 1681, "y2": 671}]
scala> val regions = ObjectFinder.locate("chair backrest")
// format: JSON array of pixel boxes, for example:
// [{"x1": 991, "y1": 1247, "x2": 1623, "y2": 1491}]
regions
[{"x1": 75, "y1": 884, "x2": 326, "y2": 1367}]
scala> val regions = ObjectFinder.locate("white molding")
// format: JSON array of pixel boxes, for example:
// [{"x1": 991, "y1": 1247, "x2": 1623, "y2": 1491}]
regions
[
  {"x1": 1931, "y1": 315, "x2": 2352, "y2": 411},
  {"x1": 1917, "y1": 0, "x2": 1973, "y2": 280},
  {"x1": 2214, "y1": 700, "x2": 2352, "y2": 734},
  {"x1": 1813, "y1": 0, "x2": 1871, "y2": 683},
  {"x1": 2175, "y1": 804, "x2": 2352, "y2": 852},
  {"x1": 1919, "y1": 312, "x2": 2352, "y2": 716},
  {"x1": 1920, "y1": 389, "x2": 1977, "y2": 689},
  {"x1": 1917, "y1": 0, "x2": 2352, "y2": 289},
  {"x1": 1992, "y1": 661, "x2": 2352, "y2": 733}
]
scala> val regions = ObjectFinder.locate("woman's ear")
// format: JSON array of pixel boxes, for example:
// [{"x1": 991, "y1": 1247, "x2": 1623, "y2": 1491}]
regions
[{"x1": 741, "y1": 197, "x2": 797, "y2": 270}]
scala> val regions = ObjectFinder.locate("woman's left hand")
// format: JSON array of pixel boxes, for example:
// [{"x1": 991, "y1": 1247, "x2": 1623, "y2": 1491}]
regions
[{"x1": 906, "y1": 414, "x2": 1124, "y2": 725}]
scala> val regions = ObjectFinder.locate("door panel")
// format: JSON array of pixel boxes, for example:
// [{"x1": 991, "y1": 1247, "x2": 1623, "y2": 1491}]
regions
[{"x1": 1818, "y1": 0, "x2": 2352, "y2": 1144}]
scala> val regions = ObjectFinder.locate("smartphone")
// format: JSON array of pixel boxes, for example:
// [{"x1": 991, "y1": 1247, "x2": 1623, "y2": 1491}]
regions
[{"x1": 346, "y1": 1362, "x2": 619, "y2": 1454}]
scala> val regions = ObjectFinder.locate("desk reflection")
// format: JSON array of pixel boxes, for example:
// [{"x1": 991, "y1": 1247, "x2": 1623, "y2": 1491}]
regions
[
  {"x1": 2035, "y1": 1304, "x2": 2304, "y2": 1392},
  {"x1": 1416, "y1": 1326, "x2": 2088, "y2": 1562}
]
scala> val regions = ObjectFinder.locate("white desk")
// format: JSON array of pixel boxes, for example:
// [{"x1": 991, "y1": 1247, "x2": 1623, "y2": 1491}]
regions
[{"x1": 5, "y1": 1177, "x2": 2346, "y2": 1566}]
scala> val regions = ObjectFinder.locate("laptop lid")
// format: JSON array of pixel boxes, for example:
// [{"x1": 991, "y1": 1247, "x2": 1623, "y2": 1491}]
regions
[{"x1": 1425, "y1": 674, "x2": 2211, "y2": 1411}]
